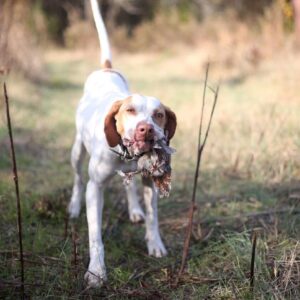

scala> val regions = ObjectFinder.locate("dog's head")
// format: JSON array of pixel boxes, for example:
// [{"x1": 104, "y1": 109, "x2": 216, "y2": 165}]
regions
[{"x1": 104, "y1": 94, "x2": 177, "y2": 155}]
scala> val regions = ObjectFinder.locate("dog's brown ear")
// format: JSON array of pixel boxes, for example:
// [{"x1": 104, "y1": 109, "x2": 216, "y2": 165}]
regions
[
  {"x1": 164, "y1": 106, "x2": 177, "y2": 140},
  {"x1": 104, "y1": 100, "x2": 123, "y2": 147}
]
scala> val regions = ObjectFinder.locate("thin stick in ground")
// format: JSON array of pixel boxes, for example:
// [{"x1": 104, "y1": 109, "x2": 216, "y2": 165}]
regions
[
  {"x1": 3, "y1": 83, "x2": 25, "y2": 298},
  {"x1": 175, "y1": 65, "x2": 219, "y2": 284},
  {"x1": 250, "y1": 231, "x2": 257, "y2": 291}
]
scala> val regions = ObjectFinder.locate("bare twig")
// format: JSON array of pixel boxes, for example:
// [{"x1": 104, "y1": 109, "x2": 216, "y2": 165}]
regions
[
  {"x1": 3, "y1": 83, "x2": 25, "y2": 299},
  {"x1": 250, "y1": 231, "x2": 257, "y2": 291},
  {"x1": 197, "y1": 63, "x2": 209, "y2": 151},
  {"x1": 175, "y1": 65, "x2": 219, "y2": 285}
]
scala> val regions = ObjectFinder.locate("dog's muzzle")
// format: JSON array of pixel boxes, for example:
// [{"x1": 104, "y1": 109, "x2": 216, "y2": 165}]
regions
[{"x1": 133, "y1": 121, "x2": 155, "y2": 153}]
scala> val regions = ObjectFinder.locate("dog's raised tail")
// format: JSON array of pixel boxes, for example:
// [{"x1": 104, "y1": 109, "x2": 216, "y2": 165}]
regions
[{"x1": 90, "y1": 0, "x2": 112, "y2": 69}]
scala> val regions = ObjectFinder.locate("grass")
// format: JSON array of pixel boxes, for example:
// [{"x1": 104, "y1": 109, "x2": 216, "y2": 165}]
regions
[{"x1": 0, "y1": 46, "x2": 300, "y2": 299}]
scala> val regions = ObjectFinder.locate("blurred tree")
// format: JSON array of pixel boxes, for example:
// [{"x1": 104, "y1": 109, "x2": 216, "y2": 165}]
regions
[
  {"x1": 4, "y1": 0, "x2": 299, "y2": 80},
  {"x1": 33, "y1": 0, "x2": 156, "y2": 42},
  {"x1": 104, "y1": 0, "x2": 157, "y2": 37},
  {"x1": 0, "y1": 0, "x2": 15, "y2": 73},
  {"x1": 27, "y1": 0, "x2": 286, "y2": 44},
  {"x1": 0, "y1": 0, "x2": 44, "y2": 80},
  {"x1": 37, "y1": 0, "x2": 84, "y2": 44}
]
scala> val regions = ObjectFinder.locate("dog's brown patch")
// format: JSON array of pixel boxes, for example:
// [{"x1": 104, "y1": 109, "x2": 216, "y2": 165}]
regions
[
  {"x1": 153, "y1": 107, "x2": 167, "y2": 129},
  {"x1": 164, "y1": 106, "x2": 177, "y2": 140},
  {"x1": 102, "y1": 59, "x2": 112, "y2": 69},
  {"x1": 104, "y1": 96, "x2": 133, "y2": 147},
  {"x1": 104, "y1": 100, "x2": 123, "y2": 147},
  {"x1": 114, "y1": 96, "x2": 133, "y2": 137}
]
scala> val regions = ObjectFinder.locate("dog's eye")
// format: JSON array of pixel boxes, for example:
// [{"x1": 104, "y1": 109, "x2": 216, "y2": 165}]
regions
[
  {"x1": 126, "y1": 107, "x2": 136, "y2": 114},
  {"x1": 155, "y1": 112, "x2": 164, "y2": 119}
]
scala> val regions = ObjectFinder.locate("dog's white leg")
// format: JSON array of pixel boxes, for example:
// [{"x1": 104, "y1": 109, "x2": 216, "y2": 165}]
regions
[
  {"x1": 84, "y1": 179, "x2": 107, "y2": 287},
  {"x1": 142, "y1": 178, "x2": 167, "y2": 257},
  {"x1": 69, "y1": 134, "x2": 86, "y2": 218},
  {"x1": 84, "y1": 156, "x2": 116, "y2": 287},
  {"x1": 125, "y1": 177, "x2": 145, "y2": 223}
]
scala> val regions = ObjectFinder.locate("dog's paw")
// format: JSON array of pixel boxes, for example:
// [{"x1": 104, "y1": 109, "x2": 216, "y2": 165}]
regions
[
  {"x1": 68, "y1": 200, "x2": 81, "y2": 219},
  {"x1": 84, "y1": 269, "x2": 107, "y2": 288},
  {"x1": 129, "y1": 208, "x2": 145, "y2": 223},
  {"x1": 146, "y1": 236, "x2": 167, "y2": 258}
]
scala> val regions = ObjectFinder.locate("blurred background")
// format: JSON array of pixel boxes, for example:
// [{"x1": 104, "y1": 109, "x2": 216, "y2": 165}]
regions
[{"x1": 1, "y1": 0, "x2": 299, "y2": 80}]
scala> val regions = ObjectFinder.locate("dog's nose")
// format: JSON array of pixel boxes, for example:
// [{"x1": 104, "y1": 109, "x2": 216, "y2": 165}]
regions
[{"x1": 135, "y1": 121, "x2": 155, "y2": 141}]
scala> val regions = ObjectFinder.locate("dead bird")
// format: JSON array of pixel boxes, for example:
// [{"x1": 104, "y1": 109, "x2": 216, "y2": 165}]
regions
[{"x1": 117, "y1": 139, "x2": 175, "y2": 197}]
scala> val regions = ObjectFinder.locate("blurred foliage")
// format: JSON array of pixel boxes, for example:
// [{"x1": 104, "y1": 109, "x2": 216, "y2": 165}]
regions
[
  {"x1": 0, "y1": 0, "x2": 44, "y2": 80},
  {"x1": 280, "y1": 0, "x2": 294, "y2": 31},
  {"x1": 1, "y1": 0, "x2": 299, "y2": 78},
  {"x1": 29, "y1": 0, "x2": 281, "y2": 44},
  {"x1": 36, "y1": 0, "x2": 84, "y2": 43},
  {"x1": 1, "y1": 0, "x2": 296, "y2": 45}
]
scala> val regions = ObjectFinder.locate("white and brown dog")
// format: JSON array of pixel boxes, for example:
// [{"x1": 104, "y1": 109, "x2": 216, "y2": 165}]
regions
[{"x1": 68, "y1": 0, "x2": 176, "y2": 287}]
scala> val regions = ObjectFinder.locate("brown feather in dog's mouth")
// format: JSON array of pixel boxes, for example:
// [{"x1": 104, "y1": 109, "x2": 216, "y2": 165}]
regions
[{"x1": 118, "y1": 139, "x2": 175, "y2": 197}]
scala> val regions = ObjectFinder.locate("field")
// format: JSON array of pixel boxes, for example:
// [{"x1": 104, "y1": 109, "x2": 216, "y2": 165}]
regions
[{"x1": 1, "y1": 45, "x2": 300, "y2": 299}]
